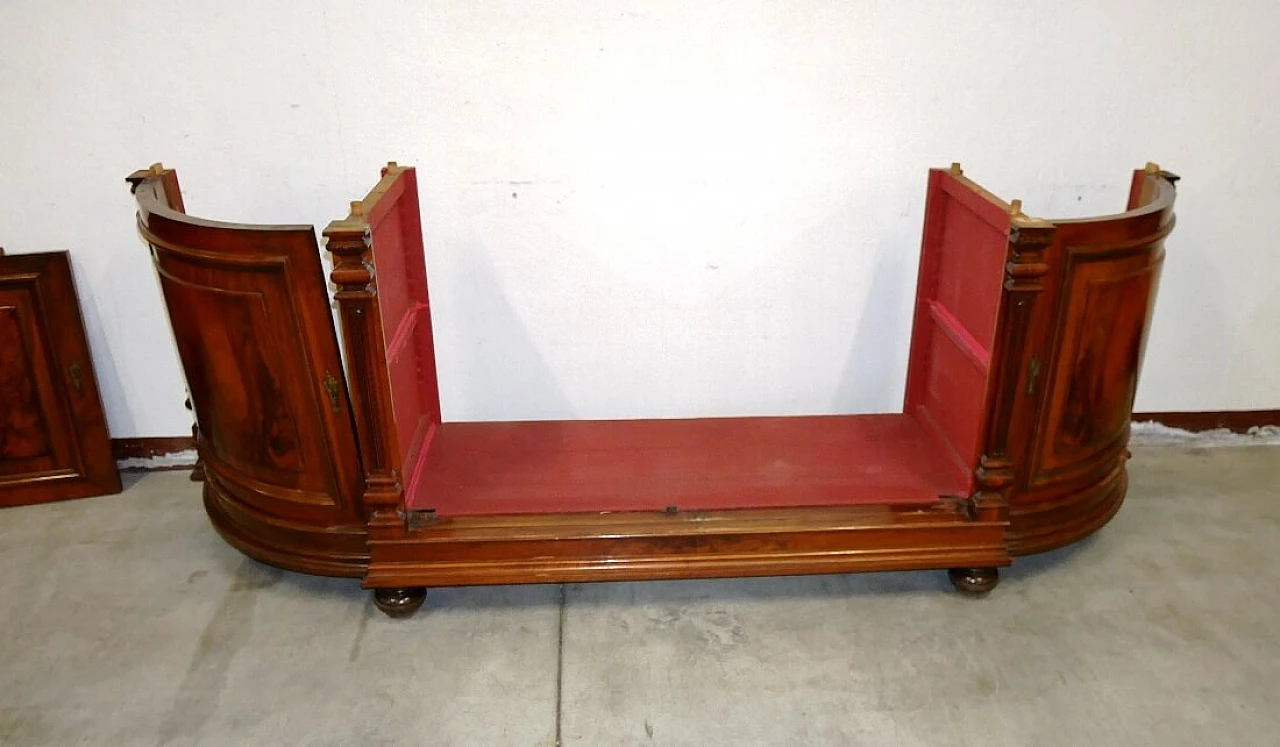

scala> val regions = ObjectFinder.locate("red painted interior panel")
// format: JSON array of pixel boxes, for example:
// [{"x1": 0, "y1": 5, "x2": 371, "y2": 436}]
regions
[
  {"x1": 934, "y1": 185, "x2": 1007, "y2": 348},
  {"x1": 915, "y1": 321, "x2": 988, "y2": 478},
  {"x1": 367, "y1": 167, "x2": 442, "y2": 490},
  {"x1": 407, "y1": 414, "x2": 969, "y2": 516},
  {"x1": 375, "y1": 167, "x2": 1013, "y2": 518},
  {"x1": 903, "y1": 170, "x2": 1011, "y2": 487}
]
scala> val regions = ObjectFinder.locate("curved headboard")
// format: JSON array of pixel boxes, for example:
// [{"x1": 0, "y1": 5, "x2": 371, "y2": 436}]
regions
[
  {"x1": 1005, "y1": 164, "x2": 1177, "y2": 554},
  {"x1": 127, "y1": 165, "x2": 368, "y2": 576},
  {"x1": 1035, "y1": 165, "x2": 1175, "y2": 467}
]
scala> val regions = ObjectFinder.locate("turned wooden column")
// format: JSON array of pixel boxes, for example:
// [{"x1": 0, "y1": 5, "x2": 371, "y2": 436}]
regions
[
  {"x1": 972, "y1": 207, "x2": 1056, "y2": 525},
  {"x1": 323, "y1": 212, "x2": 406, "y2": 538}
]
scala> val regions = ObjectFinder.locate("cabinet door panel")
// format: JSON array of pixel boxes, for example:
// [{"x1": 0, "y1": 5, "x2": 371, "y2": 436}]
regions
[
  {"x1": 154, "y1": 261, "x2": 338, "y2": 507},
  {"x1": 139, "y1": 208, "x2": 364, "y2": 526},
  {"x1": 0, "y1": 252, "x2": 120, "y2": 506},
  {"x1": 0, "y1": 292, "x2": 64, "y2": 476},
  {"x1": 1028, "y1": 244, "x2": 1163, "y2": 488}
]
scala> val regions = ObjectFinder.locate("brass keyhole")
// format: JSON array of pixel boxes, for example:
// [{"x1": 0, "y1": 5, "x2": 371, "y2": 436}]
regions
[
  {"x1": 1026, "y1": 356, "x2": 1042, "y2": 396},
  {"x1": 68, "y1": 361, "x2": 84, "y2": 395},
  {"x1": 323, "y1": 372, "x2": 341, "y2": 413}
]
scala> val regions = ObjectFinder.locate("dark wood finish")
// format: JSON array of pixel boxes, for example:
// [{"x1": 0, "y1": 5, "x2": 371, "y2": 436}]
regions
[
  {"x1": 363, "y1": 503, "x2": 1007, "y2": 589},
  {"x1": 1132, "y1": 410, "x2": 1280, "y2": 433},
  {"x1": 127, "y1": 165, "x2": 369, "y2": 576},
  {"x1": 129, "y1": 162, "x2": 1177, "y2": 616},
  {"x1": 0, "y1": 249, "x2": 121, "y2": 507},
  {"x1": 373, "y1": 587, "x2": 427, "y2": 618},
  {"x1": 948, "y1": 567, "x2": 999, "y2": 596}
]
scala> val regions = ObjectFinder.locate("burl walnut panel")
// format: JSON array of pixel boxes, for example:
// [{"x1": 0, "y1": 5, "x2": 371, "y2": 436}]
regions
[
  {"x1": 0, "y1": 304, "x2": 53, "y2": 469},
  {"x1": 128, "y1": 166, "x2": 369, "y2": 576},
  {"x1": 0, "y1": 250, "x2": 121, "y2": 506}
]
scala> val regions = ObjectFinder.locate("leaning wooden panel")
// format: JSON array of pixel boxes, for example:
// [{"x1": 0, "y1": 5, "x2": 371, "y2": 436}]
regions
[
  {"x1": 127, "y1": 165, "x2": 369, "y2": 576},
  {"x1": 0, "y1": 249, "x2": 121, "y2": 506},
  {"x1": 364, "y1": 504, "x2": 1008, "y2": 590}
]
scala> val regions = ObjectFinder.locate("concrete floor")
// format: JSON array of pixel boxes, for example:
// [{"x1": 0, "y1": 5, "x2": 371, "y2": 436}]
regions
[{"x1": 1, "y1": 445, "x2": 1278, "y2": 746}]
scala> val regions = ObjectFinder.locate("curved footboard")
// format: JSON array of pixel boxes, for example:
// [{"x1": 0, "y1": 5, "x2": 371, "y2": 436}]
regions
[
  {"x1": 127, "y1": 165, "x2": 370, "y2": 576},
  {"x1": 1004, "y1": 165, "x2": 1177, "y2": 555}
]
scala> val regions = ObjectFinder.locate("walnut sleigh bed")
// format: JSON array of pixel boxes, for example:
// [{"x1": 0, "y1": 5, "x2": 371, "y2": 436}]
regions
[{"x1": 127, "y1": 162, "x2": 1176, "y2": 617}]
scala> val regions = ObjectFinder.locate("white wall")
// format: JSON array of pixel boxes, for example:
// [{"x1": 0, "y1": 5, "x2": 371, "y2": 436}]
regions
[{"x1": 1, "y1": 1, "x2": 1276, "y2": 436}]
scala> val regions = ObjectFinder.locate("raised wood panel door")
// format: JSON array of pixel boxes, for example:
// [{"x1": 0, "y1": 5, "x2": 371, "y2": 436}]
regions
[
  {"x1": 155, "y1": 269, "x2": 346, "y2": 505},
  {"x1": 129, "y1": 169, "x2": 365, "y2": 532},
  {"x1": 1006, "y1": 167, "x2": 1175, "y2": 555},
  {"x1": 0, "y1": 250, "x2": 121, "y2": 507},
  {"x1": 1029, "y1": 246, "x2": 1162, "y2": 485}
]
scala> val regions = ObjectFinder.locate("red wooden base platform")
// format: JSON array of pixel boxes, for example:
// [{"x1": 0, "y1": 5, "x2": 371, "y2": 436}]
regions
[{"x1": 410, "y1": 414, "x2": 965, "y2": 516}]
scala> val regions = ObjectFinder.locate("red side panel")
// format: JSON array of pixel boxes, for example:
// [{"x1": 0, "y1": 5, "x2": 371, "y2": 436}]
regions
[
  {"x1": 367, "y1": 168, "x2": 441, "y2": 500},
  {"x1": 903, "y1": 170, "x2": 1012, "y2": 490}
]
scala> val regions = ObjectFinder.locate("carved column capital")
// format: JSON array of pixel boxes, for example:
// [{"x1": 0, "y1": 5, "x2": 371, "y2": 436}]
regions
[
  {"x1": 323, "y1": 215, "x2": 402, "y2": 528},
  {"x1": 324, "y1": 221, "x2": 375, "y2": 296},
  {"x1": 1004, "y1": 222, "x2": 1055, "y2": 292}
]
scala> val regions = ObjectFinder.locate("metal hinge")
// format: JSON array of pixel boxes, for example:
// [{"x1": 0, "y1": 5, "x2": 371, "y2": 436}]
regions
[
  {"x1": 406, "y1": 509, "x2": 438, "y2": 531},
  {"x1": 322, "y1": 372, "x2": 341, "y2": 413},
  {"x1": 1026, "y1": 356, "x2": 1042, "y2": 396},
  {"x1": 940, "y1": 493, "x2": 978, "y2": 521}
]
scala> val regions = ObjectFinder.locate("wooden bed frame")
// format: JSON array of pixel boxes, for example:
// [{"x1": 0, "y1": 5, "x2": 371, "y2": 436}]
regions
[{"x1": 127, "y1": 162, "x2": 1176, "y2": 617}]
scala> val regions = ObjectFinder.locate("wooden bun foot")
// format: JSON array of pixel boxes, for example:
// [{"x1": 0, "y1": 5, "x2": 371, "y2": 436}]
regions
[
  {"x1": 373, "y1": 587, "x2": 427, "y2": 618},
  {"x1": 948, "y1": 567, "x2": 999, "y2": 596}
]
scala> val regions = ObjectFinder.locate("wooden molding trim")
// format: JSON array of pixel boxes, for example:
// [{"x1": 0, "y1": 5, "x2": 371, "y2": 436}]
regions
[
  {"x1": 112, "y1": 436, "x2": 196, "y2": 463},
  {"x1": 1132, "y1": 410, "x2": 1280, "y2": 433}
]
